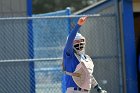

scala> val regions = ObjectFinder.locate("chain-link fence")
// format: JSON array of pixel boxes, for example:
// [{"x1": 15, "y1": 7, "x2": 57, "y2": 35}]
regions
[{"x1": 0, "y1": 12, "x2": 122, "y2": 93}]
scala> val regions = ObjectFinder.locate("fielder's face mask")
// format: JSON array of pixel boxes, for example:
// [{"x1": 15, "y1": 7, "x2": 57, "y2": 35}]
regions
[{"x1": 73, "y1": 33, "x2": 86, "y2": 54}]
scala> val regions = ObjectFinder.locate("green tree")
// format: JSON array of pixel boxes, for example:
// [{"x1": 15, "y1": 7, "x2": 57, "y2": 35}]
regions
[{"x1": 32, "y1": 0, "x2": 95, "y2": 14}]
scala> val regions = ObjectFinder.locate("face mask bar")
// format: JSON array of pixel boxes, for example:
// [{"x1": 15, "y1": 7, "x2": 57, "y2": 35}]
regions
[{"x1": 74, "y1": 39, "x2": 85, "y2": 50}]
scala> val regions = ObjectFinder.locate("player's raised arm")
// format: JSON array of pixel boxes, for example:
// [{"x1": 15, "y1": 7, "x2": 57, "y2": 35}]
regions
[{"x1": 64, "y1": 16, "x2": 88, "y2": 53}]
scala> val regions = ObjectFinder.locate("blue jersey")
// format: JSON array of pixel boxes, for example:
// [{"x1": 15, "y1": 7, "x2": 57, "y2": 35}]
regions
[{"x1": 63, "y1": 24, "x2": 81, "y2": 88}]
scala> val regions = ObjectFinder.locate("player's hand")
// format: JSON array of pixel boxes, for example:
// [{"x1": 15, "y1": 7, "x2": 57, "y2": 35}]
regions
[
  {"x1": 72, "y1": 73, "x2": 81, "y2": 77},
  {"x1": 78, "y1": 16, "x2": 88, "y2": 26}
]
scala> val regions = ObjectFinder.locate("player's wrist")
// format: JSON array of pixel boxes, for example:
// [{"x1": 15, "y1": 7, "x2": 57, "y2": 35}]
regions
[{"x1": 77, "y1": 24, "x2": 81, "y2": 27}]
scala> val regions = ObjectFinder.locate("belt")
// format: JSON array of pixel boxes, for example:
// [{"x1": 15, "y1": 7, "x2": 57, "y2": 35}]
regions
[{"x1": 74, "y1": 87, "x2": 89, "y2": 92}]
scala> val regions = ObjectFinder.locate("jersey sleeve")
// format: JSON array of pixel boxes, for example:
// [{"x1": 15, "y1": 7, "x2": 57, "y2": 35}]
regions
[{"x1": 64, "y1": 24, "x2": 81, "y2": 55}]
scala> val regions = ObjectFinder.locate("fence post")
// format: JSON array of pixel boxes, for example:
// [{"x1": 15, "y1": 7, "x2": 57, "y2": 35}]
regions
[
  {"x1": 61, "y1": 7, "x2": 71, "y2": 93},
  {"x1": 66, "y1": 7, "x2": 71, "y2": 34},
  {"x1": 27, "y1": 0, "x2": 35, "y2": 93},
  {"x1": 121, "y1": 0, "x2": 138, "y2": 93}
]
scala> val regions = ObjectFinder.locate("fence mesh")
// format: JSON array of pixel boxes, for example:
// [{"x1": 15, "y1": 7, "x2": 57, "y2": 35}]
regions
[{"x1": 0, "y1": 14, "x2": 122, "y2": 93}]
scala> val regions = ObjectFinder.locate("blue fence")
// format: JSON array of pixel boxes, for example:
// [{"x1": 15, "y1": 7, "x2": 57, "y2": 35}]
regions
[{"x1": 33, "y1": 8, "x2": 71, "y2": 93}]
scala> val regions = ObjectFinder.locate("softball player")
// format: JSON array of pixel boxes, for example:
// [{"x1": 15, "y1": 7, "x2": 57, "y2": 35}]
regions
[{"x1": 63, "y1": 16, "x2": 107, "y2": 93}]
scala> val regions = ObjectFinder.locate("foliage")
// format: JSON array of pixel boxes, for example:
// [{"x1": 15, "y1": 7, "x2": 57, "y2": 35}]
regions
[{"x1": 32, "y1": 0, "x2": 96, "y2": 14}]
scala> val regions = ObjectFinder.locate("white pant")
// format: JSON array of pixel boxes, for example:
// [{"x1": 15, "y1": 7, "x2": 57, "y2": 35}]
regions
[{"x1": 66, "y1": 87, "x2": 89, "y2": 93}]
